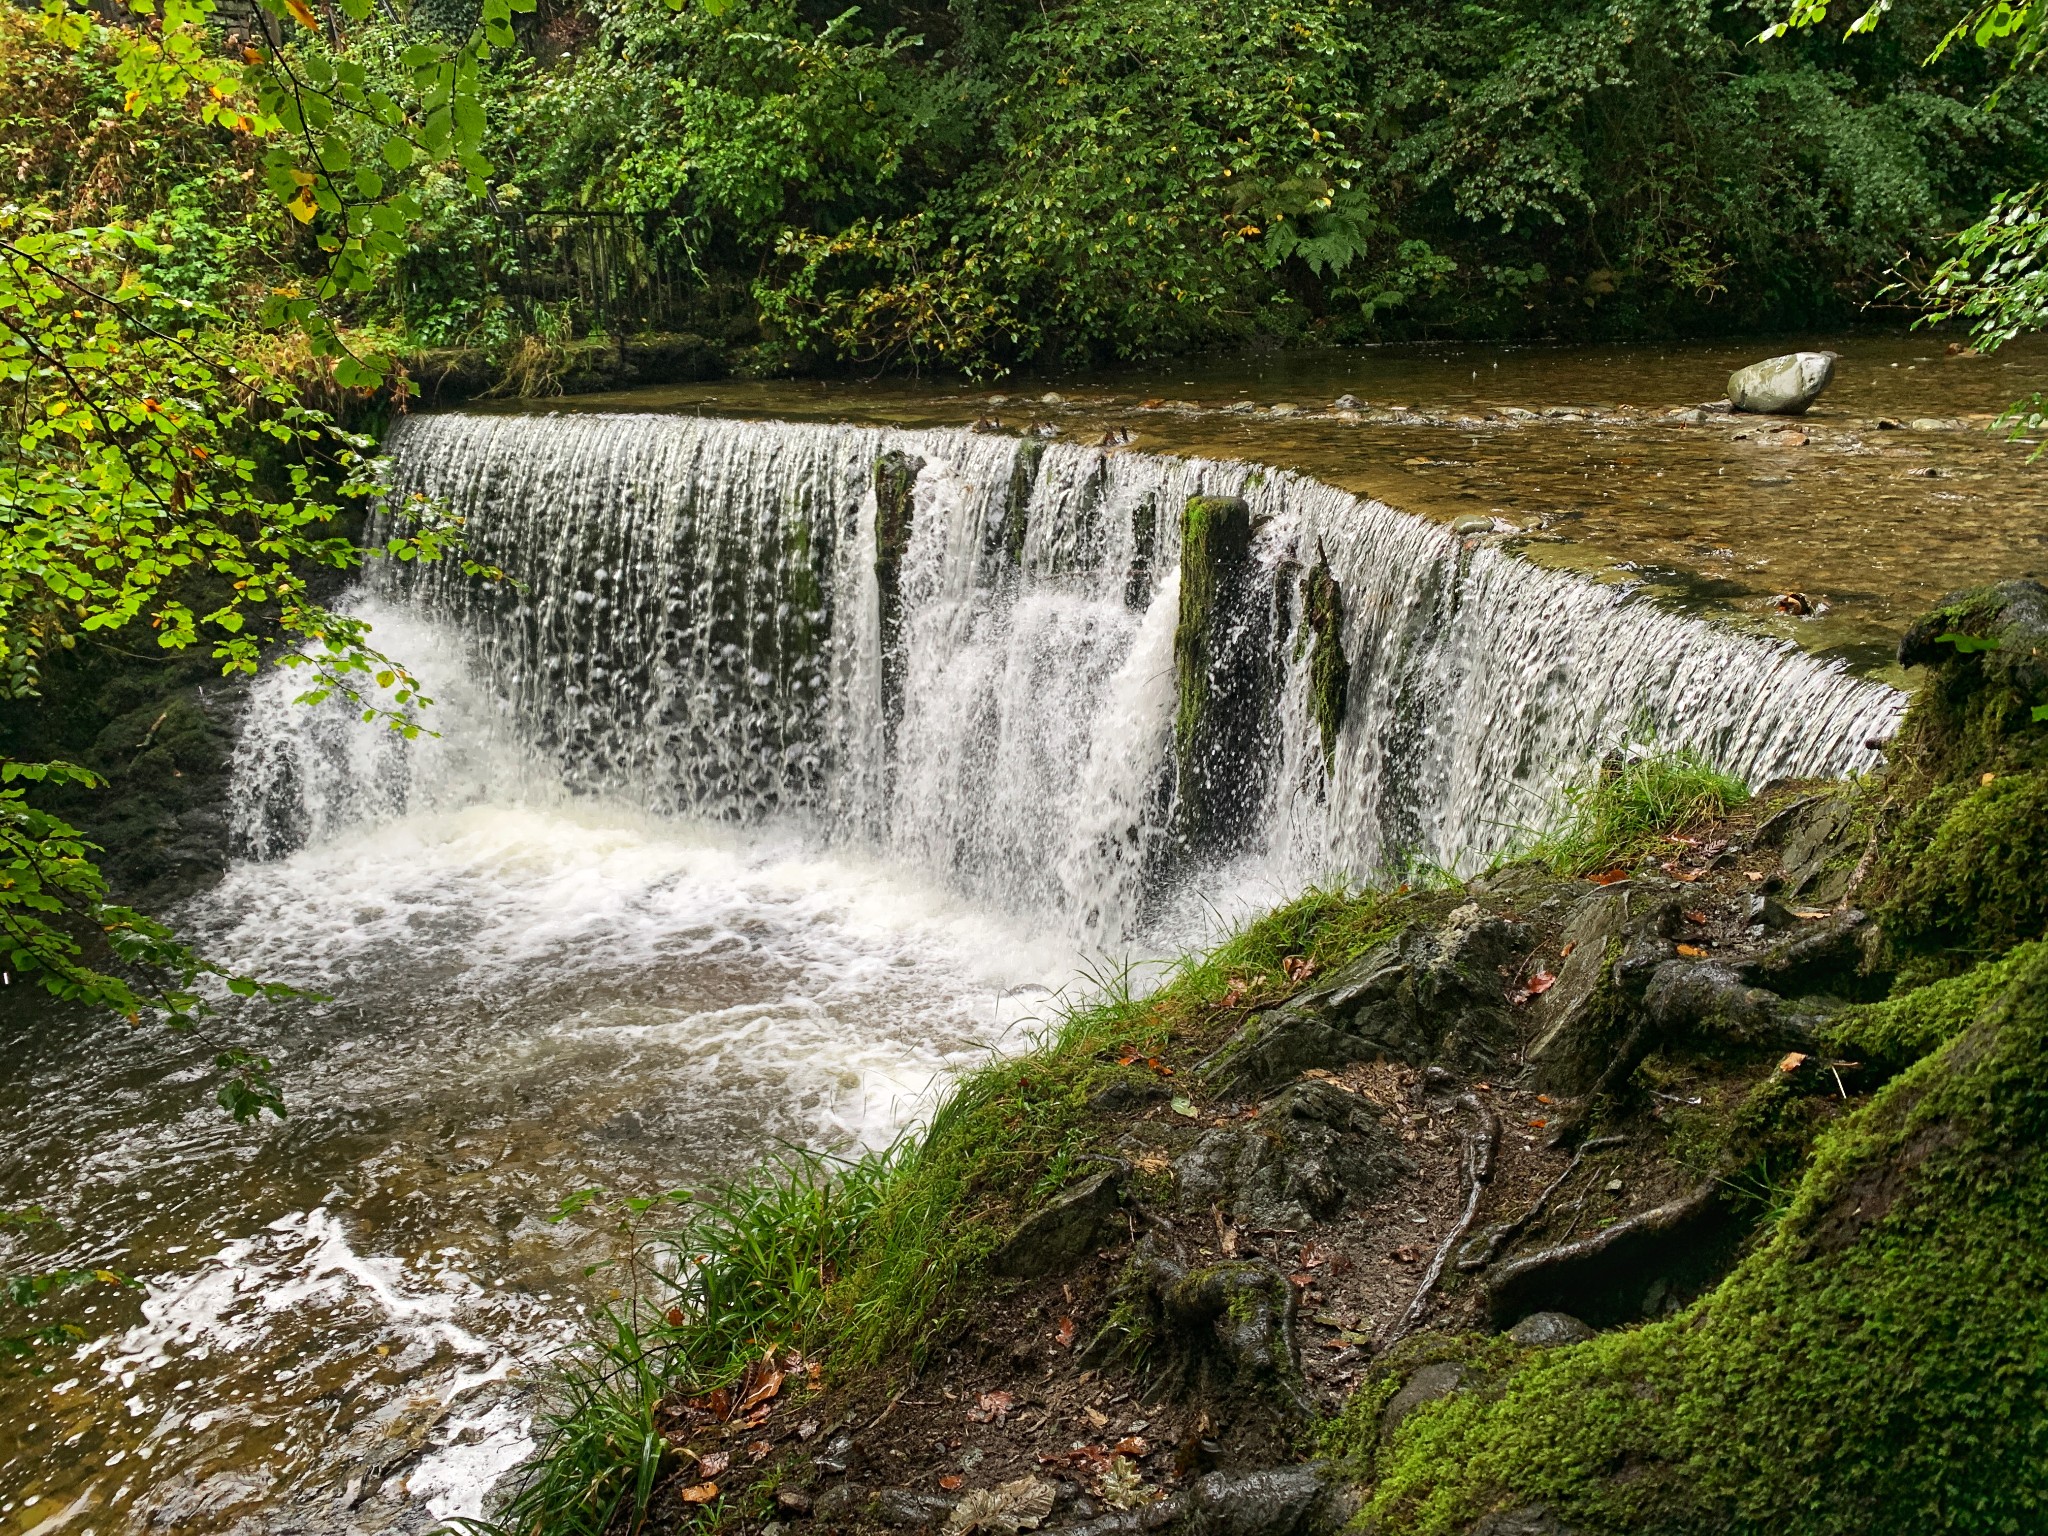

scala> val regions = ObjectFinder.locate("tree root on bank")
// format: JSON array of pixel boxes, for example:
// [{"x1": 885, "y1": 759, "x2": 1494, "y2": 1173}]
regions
[
  {"x1": 1378, "y1": 1094, "x2": 1499, "y2": 1348},
  {"x1": 1484, "y1": 1181, "x2": 1722, "y2": 1327},
  {"x1": 1457, "y1": 1134, "x2": 1628, "y2": 1273}
]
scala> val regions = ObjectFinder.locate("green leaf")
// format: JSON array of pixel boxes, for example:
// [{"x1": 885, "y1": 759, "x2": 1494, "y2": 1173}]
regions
[
  {"x1": 381, "y1": 136, "x2": 416, "y2": 171},
  {"x1": 1935, "y1": 630, "x2": 2001, "y2": 654}
]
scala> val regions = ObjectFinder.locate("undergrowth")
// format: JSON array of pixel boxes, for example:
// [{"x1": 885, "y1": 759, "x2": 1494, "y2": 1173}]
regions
[{"x1": 1530, "y1": 746, "x2": 1750, "y2": 878}]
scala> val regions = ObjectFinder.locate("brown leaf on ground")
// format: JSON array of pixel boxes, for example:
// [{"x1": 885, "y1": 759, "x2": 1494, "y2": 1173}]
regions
[
  {"x1": 1288, "y1": 1270, "x2": 1316, "y2": 1289},
  {"x1": 941, "y1": 1475, "x2": 965, "y2": 1491},
  {"x1": 1684, "y1": 909, "x2": 1709, "y2": 924},
  {"x1": 1511, "y1": 970, "x2": 1556, "y2": 1005},
  {"x1": 1282, "y1": 955, "x2": 1317, "y2": 984},
  {"x1": 1111, "y1": 1437, "x2": 1149, "y2": 1458},
  {"x1": 1392, "y1": 1245, "x2": 1421, "y2": 1263},
  {"x1": 1677, "y1": 943, "x2": 1709, "y2": 959},
  {"x1": 1053, "y1": 1316, "x2": 1077, "y2": 1349},
  {"x1": 697, "y1": 1452, "x2": 731, "y2": 1478},
  {"x1": 1589, "y1": 867, "x2": 1631, "y2": 885},
  {"x1": 747, "y1": 1440, "x2": 774, "y2": 1462},
  {"x1": 680, "y1": 1386, "x2": 732, "y2": 1423},
  {"x1": 679, "y1": 1483, "x2": 720, "y2": 1504},
  {"x1": 969, "y1": 1390, "x2": 1019, "y2": 1424}
]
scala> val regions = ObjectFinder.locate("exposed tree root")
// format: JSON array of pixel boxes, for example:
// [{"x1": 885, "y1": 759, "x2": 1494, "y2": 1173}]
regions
[{"x1": 1379, "y1": 1095, "x2": 1499, "y2": 1348}]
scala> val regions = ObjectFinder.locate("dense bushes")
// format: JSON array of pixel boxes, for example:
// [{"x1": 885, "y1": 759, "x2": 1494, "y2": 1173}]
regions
[
  {"x1": 9, "y1": 0, "x2": 2045, "y2": 372},
  {"x1": 464, "y1": 0, "x2": 2048, "y2": 371}
]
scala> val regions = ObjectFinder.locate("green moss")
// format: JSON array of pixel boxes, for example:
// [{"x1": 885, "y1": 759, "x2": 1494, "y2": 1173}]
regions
[
  {"x1": 1360, "y1": 942, "x2": 2048, "y2": 1536},
  {"x1": 1126, "y1": 495, "x2": 1159, "y2": 609},
  {"x1": 872, "y1": 449, "x2": 923, "y2": 739},
  {"x1": 1872, "y1": 771, "x2": 2048, "y2": 977},
  {"x1": 1826, "y1": 941, "x2": 2046, "y2": 1076},
  {"x1": 1172, "y1": 494, "x2": 1258, "y2": 848},
  {"x1": 1301, "y1": 552, "x2": 1350, "y2": 772},
  {"x1": 997, "y1": 438, "x2": 1046, "y2": 570}
]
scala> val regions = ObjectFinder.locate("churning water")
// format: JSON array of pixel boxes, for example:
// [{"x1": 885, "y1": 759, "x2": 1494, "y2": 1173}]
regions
[{"x1": 0, "y1": 411, "x2": 1907, "y2": 1535}]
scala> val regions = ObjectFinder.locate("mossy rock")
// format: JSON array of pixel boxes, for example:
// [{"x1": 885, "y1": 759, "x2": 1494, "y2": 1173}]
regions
[{"x1": 1357, "y1": 941, "x2": 2048, "y2": 1536}]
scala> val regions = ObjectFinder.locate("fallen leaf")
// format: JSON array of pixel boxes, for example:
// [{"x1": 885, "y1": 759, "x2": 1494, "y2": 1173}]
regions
[
  {"x1": 1111, "y1": 1437, "x2": 1149, "y2": 1457},
  {"x1": 1793, "y1": 908, "x2": 1832, "y2": 921},
  {"x1": 1288, "y1": 1270, "x2": 1316, "y2": 1289},
  {"x1": 697, "y1": 1452, "x2": 731, "y2": 1478},
  {"x1": 1525, "y1": 971, "x2": 1557, "y2": 996},
  {"x1": 941, "y1": 1475, "x2": 965, "y2": 1491},
  {"x1": 1282, "y1": 955, "x2": 1317, "y2": 984},
  {"x1": 797, "y1": 1419, "x2": 820, "y2": 1440},
  {"x1": 1530, "y1": 1118, "x2": 1548, "y2": 1129},
  {"x1": 1054, "y1": 1316, "x2": 1077, "y2": 1349},
  {"x1": 970, "y1": 1390, "x2": 1019, "y2": 1424},
  {"x1": 1676, "y1": 943, "x2": 1709, "y2": 959},
  {"x1": 1535, "y1": 1093, "x2": 1553, "y2": 1105},
  {"x1": 1684, "y1": 910, "x2": 1709, "y2": 924},
  {"x1": 747, "y1": 1440, "x2": 774, "y2": 1462},
  {"x1": 1669, "y1": 867, "x2": 1703, "y2": 883},
  {"x1": 681, "y1": 1386, "x2": 732, "y2": 1422},
  {"x1": 1588, "y1": 867, "x2": 1631, "y2": 886},
  {"x1": 1779, "y1": 1052, "x2": 1810, "y2": 1074},
  {"x1": 1298, "y1": 1240, "x2": 1333, "y2": 1269},
  {"x1": 1558, "y1": 942, "x2": 1576, "y2": 959},
  {"x1": 1220, "y1": 977, "x2": 1251, "y2": 1008},
  {"x1": 1392, "y1": 1245, "x2": 1421, "y2": 1263},
  {"x1": 679, "y1": 1483, "x2": 720, "y2": 1504},
  {"x1": 1084, "y1": 1406, "x2": 1110, "y2": 1429},
  {"x1": 1745, "y1": 870, "x2": 1766, "y2": 882},
  {"x1": 1170, "y1": 1096, "x2": 1198, "y2": 1118}
]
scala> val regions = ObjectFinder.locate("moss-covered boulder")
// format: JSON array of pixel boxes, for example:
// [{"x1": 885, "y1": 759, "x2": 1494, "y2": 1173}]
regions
[
  {"x1": 1355, "y1": 937, "x2": 2048, "y2": 1535},
  {"x1": 1871, "y1": 579, "x2": 2048, "y2": 979}
]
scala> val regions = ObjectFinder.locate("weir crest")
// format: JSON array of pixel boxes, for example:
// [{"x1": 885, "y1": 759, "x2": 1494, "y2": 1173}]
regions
[{"x1": 232, "y1": 412, "x2": 1904, "y2": 943}]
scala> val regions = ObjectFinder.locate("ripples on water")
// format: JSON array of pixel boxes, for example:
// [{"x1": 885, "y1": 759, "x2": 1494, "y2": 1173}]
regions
[{"x1": 0, "y1": 650, "x2": 1077, "y2": 1530}]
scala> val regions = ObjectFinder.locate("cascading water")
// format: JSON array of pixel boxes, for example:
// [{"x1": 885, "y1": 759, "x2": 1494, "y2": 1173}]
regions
[
  {"x1": 239, "y1": 411, "x2": 1903, "y2": 944},
  {"x1": 3, "y1": 407, "x2": 1914, "y2": 1536}
]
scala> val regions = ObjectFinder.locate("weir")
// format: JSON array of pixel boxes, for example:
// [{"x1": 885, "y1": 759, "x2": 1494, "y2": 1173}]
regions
[{"x1": 238, "y1": 411, "x2": 1905, "y2": 943}]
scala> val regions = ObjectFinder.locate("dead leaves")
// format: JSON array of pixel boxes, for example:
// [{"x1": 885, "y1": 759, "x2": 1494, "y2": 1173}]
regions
[
  {"x1": 1052, "y1": 1316, "x2": 1077, "y2": 1350},
  {"x1": 945, "y1": 1476, "x2": 1058, "y2": 1536},
  {"x1": 1510, "y1": 971, "x2": 1555, "y2": 1006},
  {"x1": 1588, "y1": 867, "x2": 1631, "y2": 886},
  {"x1": 1676, "y1": 943, "x2": 1709, "y2": 959},
  {"x1": 968, "y1": 1390, "x2": 1019, "y2": 1425},
  {"x1": 673, "y1": 1346, "x2": 810, "y2": 1431},
  {"x1": 1281, "y1": 955, "x2": 1317, "y2": 985},
  {"x1": 695, "y1": 1452, "x2": 731, "y2": 1479},
  {"x1": 679, "y1": 1482, "x2": 720, "y2": 1504},
  {"x1": 1116, "y1": 1050, "x2": 1175, "y2": 1078}
]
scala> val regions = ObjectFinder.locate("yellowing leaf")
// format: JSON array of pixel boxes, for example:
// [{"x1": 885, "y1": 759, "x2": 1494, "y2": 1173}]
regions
[
  {"x1": 286, "y1": 187, "x2": 319, "y2": 223},
  {"x1": 285, "y1": 0, "x2": 319, "y2": 28}
]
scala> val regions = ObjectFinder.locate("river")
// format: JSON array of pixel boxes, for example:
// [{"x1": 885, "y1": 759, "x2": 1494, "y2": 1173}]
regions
[{"x1": 0, "y1": 335, "x2": 2035, "y2": 1534}]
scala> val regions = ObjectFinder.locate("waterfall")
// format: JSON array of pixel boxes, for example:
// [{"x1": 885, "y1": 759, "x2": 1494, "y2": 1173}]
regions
[{"x1": 234, "y1": 411, "x2": 1905, "y2": 943}]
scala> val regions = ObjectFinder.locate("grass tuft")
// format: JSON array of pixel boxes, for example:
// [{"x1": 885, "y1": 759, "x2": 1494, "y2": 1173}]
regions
[{"x1": 1530, "y1": 745, "x2": 1749, "y2": 877}]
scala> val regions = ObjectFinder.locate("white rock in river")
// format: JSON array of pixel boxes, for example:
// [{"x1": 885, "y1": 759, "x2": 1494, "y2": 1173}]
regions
[{"x1": 1727, "y1": 351, "x2": 1836, "y2": 415}]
